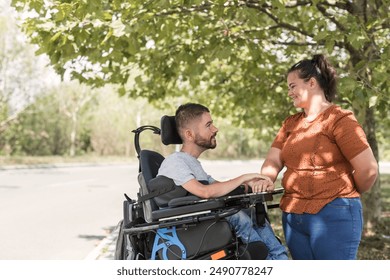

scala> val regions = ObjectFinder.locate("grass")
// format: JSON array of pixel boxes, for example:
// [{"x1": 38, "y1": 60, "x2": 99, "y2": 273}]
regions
[
  {"x1": 268, "y1": 174, "x2": 390, "y2": 260},
  {"x1": 357, "y1": 174, "x2": 390, "y2": 260},
  {"x1": 0, "y1": 155, "x2": 134, "y2": 166}
]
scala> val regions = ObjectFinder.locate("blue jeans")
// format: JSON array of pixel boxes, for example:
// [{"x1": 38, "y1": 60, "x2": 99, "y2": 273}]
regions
[
  {"x1": 282, "y1": 197, "x2": 363, "y2": 260},
  {"x1": 226, "y1": 209, "x2": 288, "y2": 260}
]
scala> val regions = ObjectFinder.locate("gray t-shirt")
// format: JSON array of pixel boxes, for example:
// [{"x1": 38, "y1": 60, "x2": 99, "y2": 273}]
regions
[{"x1": 157, "y1": 152, "x2": 215, "y2": 186}]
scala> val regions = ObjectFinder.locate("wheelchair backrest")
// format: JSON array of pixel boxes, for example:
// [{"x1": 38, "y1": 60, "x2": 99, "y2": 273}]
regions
[
  {"x1": 134, "y1": 115, "x2": 185, "y2": 222},
  {"x1": 138, "y1": 149, "x2": 165, "y2": 222}
]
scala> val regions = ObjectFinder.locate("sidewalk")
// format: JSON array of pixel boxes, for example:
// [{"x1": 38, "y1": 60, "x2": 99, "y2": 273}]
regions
[{"x1": 85, "y1": 224, "x2": 120, "y2": 260}]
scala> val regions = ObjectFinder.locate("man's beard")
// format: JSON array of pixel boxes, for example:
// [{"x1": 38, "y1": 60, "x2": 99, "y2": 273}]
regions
[{"x1": 194, "y1": 134, "x2": 217, "y2": 149}]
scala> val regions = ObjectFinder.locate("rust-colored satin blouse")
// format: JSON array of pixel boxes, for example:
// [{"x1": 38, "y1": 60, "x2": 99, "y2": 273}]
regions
[{"x1": 271, "y1": 105, "x2": 369, "y2": 214}]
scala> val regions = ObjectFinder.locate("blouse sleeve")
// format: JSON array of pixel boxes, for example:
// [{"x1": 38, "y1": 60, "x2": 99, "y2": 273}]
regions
[
  {"x1": 333, "y1": 110, "x2": 370, "y2": 161},
  {"x1": 271, "y1": 119, "x2": 289, "y2": 150}
]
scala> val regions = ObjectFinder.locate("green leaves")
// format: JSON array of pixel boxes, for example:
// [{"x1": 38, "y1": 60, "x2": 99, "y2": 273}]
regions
[
  {"x1": 10, "y1": 0, "x2": 390, "y2": 134},
  {"x1": 110, "y1": 19, "x2": 126, "y2": 37}
]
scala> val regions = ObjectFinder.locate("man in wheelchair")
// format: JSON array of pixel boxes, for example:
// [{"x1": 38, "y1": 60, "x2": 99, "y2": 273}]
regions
[
  {"x1": 157, "y1": 103, "x2": 288, "y2": 260},
  {"x1": 115, "y1": 103, "x2": 288, "y2": 260}
]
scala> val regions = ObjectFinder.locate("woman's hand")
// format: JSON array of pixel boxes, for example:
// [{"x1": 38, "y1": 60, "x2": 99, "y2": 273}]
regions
[{"x1": 247, "y1": 175, "x2": 275, "y2": 193}]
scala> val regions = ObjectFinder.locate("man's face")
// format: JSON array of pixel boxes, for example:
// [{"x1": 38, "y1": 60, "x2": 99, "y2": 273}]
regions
[{"x1": 193, "y1": 112, "x2": 218, "y2": 150}]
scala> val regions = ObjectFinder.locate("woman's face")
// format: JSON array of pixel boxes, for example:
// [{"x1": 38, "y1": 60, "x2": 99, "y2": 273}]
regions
[{"x1": 287, "y1": 71, "x2": 311, "y2": 109}]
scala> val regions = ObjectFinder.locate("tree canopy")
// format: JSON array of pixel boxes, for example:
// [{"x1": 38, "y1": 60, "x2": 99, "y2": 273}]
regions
[
  {"x1": 11, "y1": 0, "x2": 389, "y2": 130},
  {"x1": 10, "y1": 0, "x2": 390, "y2": 229}
]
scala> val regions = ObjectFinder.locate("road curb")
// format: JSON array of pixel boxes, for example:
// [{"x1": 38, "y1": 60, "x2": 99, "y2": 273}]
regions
[{"x1": 85, "y1": 223, "x2": 120, "y2": 260}]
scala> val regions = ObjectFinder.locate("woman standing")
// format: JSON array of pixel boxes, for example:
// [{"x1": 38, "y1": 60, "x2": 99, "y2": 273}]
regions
[{"x1": 257, "y1": 54, "x2": 378, "y2": 259}]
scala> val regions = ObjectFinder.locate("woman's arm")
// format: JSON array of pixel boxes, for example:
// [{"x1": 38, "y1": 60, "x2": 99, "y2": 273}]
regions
[
  {"x1": 349, "y1": 147, "x2": 378, "y2": 193},
  {"x1": 249, "y1": 147, "x2": 284, "y2": 192},
  {"x1": 261, "y1": 147, "x2": 284, "y2": 182}
]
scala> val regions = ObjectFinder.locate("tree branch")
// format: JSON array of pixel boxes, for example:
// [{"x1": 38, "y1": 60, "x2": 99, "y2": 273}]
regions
[
  {"x1": 269, "y1": 40, "x2": 317, "y2": 47},
  {"x1": 318, "y1": 1, "x2": 349, "y2": 11},
  {"x1": 316, "y1": 2, "x2": 347, "y2": 32},
  {"x1": 284, "y1": 0, "x2": 312, "y2": 8},
  {"x1": 244, "y1": 1, "x2": 314, "y2": 38},
  {"x1": 155, "y1": 2, "x2": 214, "y2": 17}
]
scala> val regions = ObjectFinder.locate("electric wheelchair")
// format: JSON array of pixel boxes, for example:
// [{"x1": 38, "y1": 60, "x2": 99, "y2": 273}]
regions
[{"x1": 114, "y1": 115, "x2": 283, "y2": 260}]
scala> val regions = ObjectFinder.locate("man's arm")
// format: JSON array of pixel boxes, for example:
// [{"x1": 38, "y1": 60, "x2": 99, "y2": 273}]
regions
[{"x1": 182, "y1": 173, "x2": 269, "y2": 199}]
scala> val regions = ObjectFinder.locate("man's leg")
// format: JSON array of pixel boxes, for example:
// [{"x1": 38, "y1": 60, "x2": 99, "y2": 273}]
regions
[
  {"x1": 227, "y1": 210, "x2": 288, "y2": 260},
  {"x1": 253, "y1": 220, "x2": 288, "y2": 260},
  {"x1": 226, "y1": 210, "x2": 260, "y2": 243}
]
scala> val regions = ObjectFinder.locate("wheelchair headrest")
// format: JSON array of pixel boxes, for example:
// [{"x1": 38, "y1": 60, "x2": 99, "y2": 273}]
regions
[{"x1": 160, "y1": 115, "x2": 183, "y2": 145}]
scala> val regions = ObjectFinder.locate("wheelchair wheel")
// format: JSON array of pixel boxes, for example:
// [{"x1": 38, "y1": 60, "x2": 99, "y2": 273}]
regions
[{"x1": 114, "y1": 220, "x2": 126, "y2": 260}]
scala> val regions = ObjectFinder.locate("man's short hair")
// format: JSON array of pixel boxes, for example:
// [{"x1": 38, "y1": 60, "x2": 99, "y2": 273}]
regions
[{"x1": 175, "y1": 103, "x2": 210, "y2": 138}]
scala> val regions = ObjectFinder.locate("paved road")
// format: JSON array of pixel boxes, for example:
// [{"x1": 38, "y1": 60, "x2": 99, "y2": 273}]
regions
[
  {"x1": 1, "y1": 160, "x2": 389, "y2": 260},
  {"x1": 0, "y1": 160, "x2": 265, "y2": 260},
  {"x1": 0, "y1": 163, "x2": 138, "y2": 260}
]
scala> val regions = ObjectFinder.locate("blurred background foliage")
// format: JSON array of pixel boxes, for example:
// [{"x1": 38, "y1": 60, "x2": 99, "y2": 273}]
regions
[
  {"x1": 0, "y1": 85, "x2": 269, "y2": 160},
  {"x1": 3, "y1": 0, "x2": 389, "y2": 164},
  {"x1": 0, "y1": 0, "x2": 271, "y2": 161}
]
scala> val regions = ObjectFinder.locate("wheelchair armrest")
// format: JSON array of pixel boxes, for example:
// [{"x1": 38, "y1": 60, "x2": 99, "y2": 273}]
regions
[
  {"x1": 168, "y1": 195, "x2": 203, "y2": 208},
  {"x1": 151, "y1": 198, "x2": 227, "y2": 221},
  {"x1": 148, "y1": 176, "x2": 188, "y2": 208},
  {"x1": 271, "y1": 188, "x2": 284, "y2": 195}
]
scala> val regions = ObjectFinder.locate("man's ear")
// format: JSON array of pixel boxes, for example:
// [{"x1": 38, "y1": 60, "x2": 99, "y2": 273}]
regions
[{"x1": 184, "y1": 129, "x2": 194, "y2": 141}]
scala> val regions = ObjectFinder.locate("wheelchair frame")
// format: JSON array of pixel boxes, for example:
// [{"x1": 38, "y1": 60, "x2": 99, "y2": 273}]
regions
[{"x1": 114, "y1": 116, "x2": 282, "y2": 260}]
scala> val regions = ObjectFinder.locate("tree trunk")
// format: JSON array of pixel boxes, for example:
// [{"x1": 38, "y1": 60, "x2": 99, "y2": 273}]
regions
[
  {"x1": 361, "y1": 106, "x2": 381, "y2": 235},
  {"x1": 69, "y1": 111, "x2": 77, "y2": 157}
]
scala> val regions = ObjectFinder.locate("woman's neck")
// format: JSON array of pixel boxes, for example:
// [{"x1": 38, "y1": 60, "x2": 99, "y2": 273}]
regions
[{"x1": 304, "y1": 100, "x2": 332, "y2": 121}]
